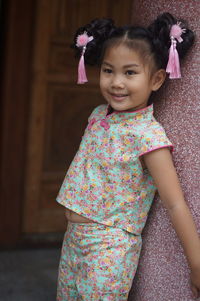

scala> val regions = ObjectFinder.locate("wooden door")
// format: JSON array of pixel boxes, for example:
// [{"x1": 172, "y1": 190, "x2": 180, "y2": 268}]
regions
[{"x1": 23, "y1": 0, "x2": 133, "y2": 234}]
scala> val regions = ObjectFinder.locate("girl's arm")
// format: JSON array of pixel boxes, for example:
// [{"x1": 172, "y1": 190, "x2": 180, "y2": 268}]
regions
[{"x1": 143, "y1": 148, "x2": 200, "y2": 298}]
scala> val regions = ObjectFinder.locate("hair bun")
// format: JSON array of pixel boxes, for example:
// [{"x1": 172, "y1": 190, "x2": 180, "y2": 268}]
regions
[
  {"x1": 72, "y1": 18, "x2": 116, "y2": 65},
  {"x1": 148, "y1": 12, "x2": 195, "y2": 68}
]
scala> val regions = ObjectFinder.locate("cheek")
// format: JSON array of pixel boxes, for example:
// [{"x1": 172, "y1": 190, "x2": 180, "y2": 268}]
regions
[{"x1": 100, "y1": 76, "x2": 108, "y2": 92}]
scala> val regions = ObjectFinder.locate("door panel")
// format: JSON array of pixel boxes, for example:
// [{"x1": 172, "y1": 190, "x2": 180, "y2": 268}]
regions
[{"x1": 23, "y1": 0, "x2": 133, "y2": 233}]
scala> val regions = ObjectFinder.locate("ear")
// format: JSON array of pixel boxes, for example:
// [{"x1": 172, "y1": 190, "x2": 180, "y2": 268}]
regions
[{"x1": 151, "y1": 69, "x2": 166, "y2": 91}]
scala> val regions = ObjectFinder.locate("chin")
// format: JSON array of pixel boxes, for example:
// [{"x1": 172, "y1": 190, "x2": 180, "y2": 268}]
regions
[{"x1": 111, "y1": 103, "x2": 129, "y2": 111}]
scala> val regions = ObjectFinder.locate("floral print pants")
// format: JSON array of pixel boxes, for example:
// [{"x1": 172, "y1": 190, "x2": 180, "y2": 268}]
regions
[{"x1": 57, "y1": 222, "x2": 142, "y2": 301}]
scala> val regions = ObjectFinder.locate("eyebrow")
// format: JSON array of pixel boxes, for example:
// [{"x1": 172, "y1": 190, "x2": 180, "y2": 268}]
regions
[{"x1": 102, "y1": 61, "x2": 140, "y2": 68}]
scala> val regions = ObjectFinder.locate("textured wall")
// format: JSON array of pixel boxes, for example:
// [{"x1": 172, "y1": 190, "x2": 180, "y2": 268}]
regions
[{"x1": 129, "y1": 1, "x2": 200, "y2": 300}]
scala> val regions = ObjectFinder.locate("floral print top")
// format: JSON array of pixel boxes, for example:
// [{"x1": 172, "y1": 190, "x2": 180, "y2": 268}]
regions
[{"x1": 56, "y1": 104, "x2": 173, "y2": 234}]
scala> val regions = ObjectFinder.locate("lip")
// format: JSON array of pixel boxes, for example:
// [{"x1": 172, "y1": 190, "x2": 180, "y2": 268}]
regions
[{"x1": 110, "y1": 93, "x2": 128, "y2": 102}]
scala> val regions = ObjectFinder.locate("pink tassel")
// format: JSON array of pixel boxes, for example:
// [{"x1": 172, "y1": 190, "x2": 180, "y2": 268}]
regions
[
  {"x1": 166, "y1": 23, "x2": 186, "y2": 79},
  {"x1": 166, "y1": 38, "x2": 181, "y2": 79},
  {"x1": 78, "y1": 49, "x2": 88, "y2": 84},
  {"x1": 76, "y1": 32, "x2": 94, "y2": 84}
]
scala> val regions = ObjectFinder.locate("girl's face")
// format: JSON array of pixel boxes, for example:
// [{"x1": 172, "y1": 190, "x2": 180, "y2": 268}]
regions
[{"x1": 100, "y1": 44, "x2": 164, "y2": 112}]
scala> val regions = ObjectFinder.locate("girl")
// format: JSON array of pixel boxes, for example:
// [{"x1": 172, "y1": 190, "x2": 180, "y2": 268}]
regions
[{"x1": 56, "y1": 13, "x2": 200, "y2": 300}]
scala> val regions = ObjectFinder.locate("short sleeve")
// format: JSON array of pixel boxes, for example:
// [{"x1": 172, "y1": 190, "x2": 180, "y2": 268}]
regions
[{"x1": 138, "y1": 121, "x2": 173, "y2": 157}]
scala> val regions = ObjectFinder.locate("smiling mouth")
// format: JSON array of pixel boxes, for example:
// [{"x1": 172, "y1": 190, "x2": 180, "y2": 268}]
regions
[{"x1": 110, "y1": 93, "x2": 128, "y2": 101}]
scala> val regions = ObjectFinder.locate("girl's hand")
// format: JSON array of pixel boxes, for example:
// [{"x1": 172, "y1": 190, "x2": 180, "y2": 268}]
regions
[{"x1": 191, "y1": 266, "x2": 200, "y2": 298}]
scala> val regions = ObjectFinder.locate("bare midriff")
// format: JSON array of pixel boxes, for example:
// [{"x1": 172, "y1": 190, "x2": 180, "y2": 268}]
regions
[{"x1": 65, "y1": 208, "x2": 96, "y2": 223}]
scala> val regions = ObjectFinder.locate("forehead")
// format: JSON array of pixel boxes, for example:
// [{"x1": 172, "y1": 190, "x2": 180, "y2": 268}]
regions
[{"x1": 103, "y1": 44, "x2": 143, "y2": 66}]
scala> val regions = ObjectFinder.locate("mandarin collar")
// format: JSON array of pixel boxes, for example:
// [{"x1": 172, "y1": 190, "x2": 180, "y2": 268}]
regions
[{"x1": 105, "y1": 104, "x2": 154, "y2": 121}]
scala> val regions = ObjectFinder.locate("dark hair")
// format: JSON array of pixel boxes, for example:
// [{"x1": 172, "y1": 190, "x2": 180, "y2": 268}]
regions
[{"x1": 72, "y1": 12, "x2": 194, "y2": 71}]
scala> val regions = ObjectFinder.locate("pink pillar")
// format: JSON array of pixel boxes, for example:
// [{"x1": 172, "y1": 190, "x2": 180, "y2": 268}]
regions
[{"x1": 129, "y1": 1, "x2": 200, "y2": 301}]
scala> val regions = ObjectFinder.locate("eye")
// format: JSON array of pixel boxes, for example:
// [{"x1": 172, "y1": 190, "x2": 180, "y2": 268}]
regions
[
  {"x1": 102, "y1": 68, "x2": 112, "y2": 74},
  {"x1": 125, "y1": 70, "x2": 137, "y2": 76}
]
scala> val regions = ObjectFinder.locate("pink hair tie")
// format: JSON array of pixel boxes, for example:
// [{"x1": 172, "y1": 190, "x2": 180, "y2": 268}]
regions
[
  {"x1": 166, "y1": 23, "x2": 186, "y2": 79},
  {"x1": 76, "y1": 32, "x2": 94, "y2": 84}
]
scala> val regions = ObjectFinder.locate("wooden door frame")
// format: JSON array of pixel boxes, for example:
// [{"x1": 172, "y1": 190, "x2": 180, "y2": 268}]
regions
[{"x1": 0, "y1": 0, "x2": 35, "y2": 246}]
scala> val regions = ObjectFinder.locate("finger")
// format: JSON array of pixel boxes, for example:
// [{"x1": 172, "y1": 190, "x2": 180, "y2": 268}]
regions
[{"x1": 191, "y1": 284, "x2": 198, "y2": 299}]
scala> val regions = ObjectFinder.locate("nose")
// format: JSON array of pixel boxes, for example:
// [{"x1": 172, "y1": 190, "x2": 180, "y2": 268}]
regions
[{"x1": 111, "y1": 74, "x2": 124, "y2": 89}]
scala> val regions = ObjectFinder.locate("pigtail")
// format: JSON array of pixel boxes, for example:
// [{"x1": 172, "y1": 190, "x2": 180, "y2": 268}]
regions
[{"x1": 148, "y1": 12, "x2": 195, "y2": 76}]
